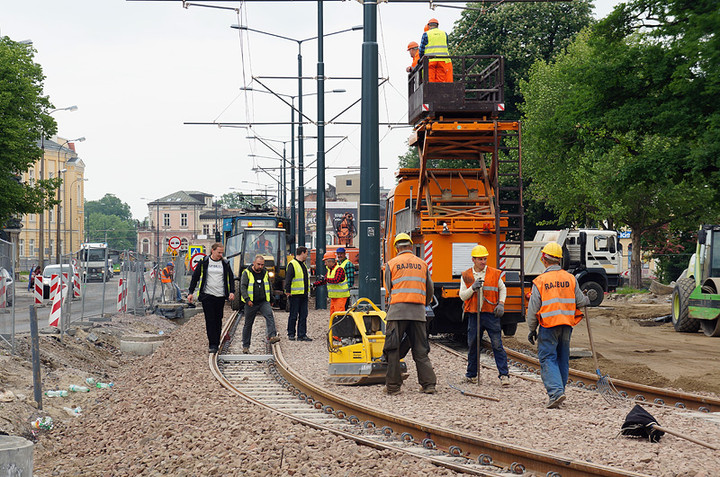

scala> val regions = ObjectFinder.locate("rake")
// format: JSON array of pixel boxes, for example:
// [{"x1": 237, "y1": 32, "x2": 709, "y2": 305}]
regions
[{"x1": 584, "y1": 304, "x2": 622, "y2": 402}]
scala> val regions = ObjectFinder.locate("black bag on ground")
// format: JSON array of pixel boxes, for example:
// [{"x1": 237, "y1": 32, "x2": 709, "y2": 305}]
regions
[{"x1": 620, "y1": 404, "x2": 665, "y2": 443}]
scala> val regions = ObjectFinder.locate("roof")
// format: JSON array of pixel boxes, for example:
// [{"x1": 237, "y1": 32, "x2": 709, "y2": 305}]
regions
[{"x1": 149, "y1": 190, "x2": 212, "y2": 206}]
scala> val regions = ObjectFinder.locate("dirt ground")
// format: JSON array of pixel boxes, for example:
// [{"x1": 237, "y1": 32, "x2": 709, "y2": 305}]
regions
[{"x1": 1, "y1": 291, "x2": 719, "y2": 470}]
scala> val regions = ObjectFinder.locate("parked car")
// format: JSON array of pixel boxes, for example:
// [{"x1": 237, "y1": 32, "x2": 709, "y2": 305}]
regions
[
  {"x1": 41, "y1": 264, "x2": 76, "y2": 299},
  {"x1": 0, "y1": 268, "x2": 14, "y2": 305}
]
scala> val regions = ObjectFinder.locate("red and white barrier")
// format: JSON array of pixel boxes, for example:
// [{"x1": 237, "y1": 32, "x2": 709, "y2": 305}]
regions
[
  {"x1": 50, "y1": 274, "x2": 59, "y2": 301},
  {"x1": 72, "y1": 269, "x2": 81, "y2": 299},
  {"x1": 142, "y1": 282, "x2": 147, "y2": 306},
  {"x1": 498, "y1": 243, "x2": 506, "y2": 280},
  {"x1": 117, "y1": 278, "x2": 127, "y2": 313},
  {"x1": 0, "y1": 277, "x2": 6, "y2": 309},
  {"x1": 34, "y1": 276, "x2": 43, "y2": 305},
  {"x1": 48, "y1": 283, "x2": 67, "y2": 327}
]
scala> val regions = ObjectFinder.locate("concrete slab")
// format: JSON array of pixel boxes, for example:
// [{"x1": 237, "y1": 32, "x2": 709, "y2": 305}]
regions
[{"x1": 0, "y1": 435, "x2": 33, "y2": 477}]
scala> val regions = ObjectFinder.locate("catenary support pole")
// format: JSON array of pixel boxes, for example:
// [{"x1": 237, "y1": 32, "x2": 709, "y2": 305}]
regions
[
  {"x1": 359, "y1": 0, "x2": 381, "y2": 304},
  {"x1": 297, "y1": 47, "x2": 306, "y2": 248},
  {"x1": 315, "y1": 0, "x2": 327, "y2": 309}
]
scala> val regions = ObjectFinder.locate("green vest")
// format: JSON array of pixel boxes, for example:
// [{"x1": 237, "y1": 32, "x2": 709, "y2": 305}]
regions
[
  {"x1": 288, "y1": 259, "x2": 306, "y2": 296},
  {"x1": 327, "y1": 265, "x2": 350, "y2": 298},
  {"x1": 244, "y1": 268, "x2": 270, "y2": 302},
  {"x1": 426, "y1": 28, "x2": 451, "y2": 63}
]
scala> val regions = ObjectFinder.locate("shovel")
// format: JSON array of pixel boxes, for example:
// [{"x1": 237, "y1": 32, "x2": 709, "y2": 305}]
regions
[{"x1": 584, "y1": 302, "x2": 621, "y2": 401}]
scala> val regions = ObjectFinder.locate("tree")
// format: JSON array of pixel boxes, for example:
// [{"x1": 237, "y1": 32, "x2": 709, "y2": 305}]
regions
[
  {"x1": 520, "y1": 0, "x2": 720, "y2": 288},
  {"x1": 0, "y1": 37, "x2": 60, "y2": 228},
  {"x1": 85, "y1": 194, "x2": 132, "y2": 221},
  {"x1": 449, "y1": 1, "x2": 593, "y2": 119}
]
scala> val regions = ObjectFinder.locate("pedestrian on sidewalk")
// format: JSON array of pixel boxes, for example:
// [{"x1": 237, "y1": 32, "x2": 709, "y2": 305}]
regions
[
  {"x1": 526, "y1": 242, "x2": 590, "y2": 408},
  {"x1": 285, "y1": 246, "x2": 310, "y2": 341},
  {"x1": 241, "y1": 254, "x2": 281, "y2": 353},
  {"x1": 188, "y1": 243, "x2": 235, "y2": 354}
]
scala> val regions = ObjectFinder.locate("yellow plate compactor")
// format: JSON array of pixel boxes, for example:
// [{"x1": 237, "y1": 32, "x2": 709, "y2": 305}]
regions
[{"x1": 327, "y1": 298, "x2": 408, "y2": 385}]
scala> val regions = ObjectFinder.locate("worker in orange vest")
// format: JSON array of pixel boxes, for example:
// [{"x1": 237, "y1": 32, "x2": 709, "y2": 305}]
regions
[
  {"x1": 419, "y1": 18, "x2": 453, "y2": 82},
  {"x1": 406, "y1": 41, "x2": 419, "y2": 73},
  {"x1": 459, "y1": 244, "x2": 510, "y2": 386},
  {"x1": 160, "y1": 262, "x2": 181, "y2": 302},
  {"x1": 526, "y1": 242, "x2": 590, "y2": 409},
  {"x1": 382, "y1": 233, "x2": 436, "y2": 395}
]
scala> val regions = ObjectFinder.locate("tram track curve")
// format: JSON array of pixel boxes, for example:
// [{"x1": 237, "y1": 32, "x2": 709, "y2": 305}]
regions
[{"x1": 211, "y1": 311, "x2": 651, "y2": 477}]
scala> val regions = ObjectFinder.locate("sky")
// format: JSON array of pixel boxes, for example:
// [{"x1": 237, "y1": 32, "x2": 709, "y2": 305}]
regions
[{"x1": 1, "y1": 0, "x2": 623, "y2": 221}]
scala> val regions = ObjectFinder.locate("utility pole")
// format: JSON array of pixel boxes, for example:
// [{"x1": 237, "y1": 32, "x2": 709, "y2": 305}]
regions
[
  {"x1": 316, "y1": 0, "x2": 327, "y2": 309},
  {"x1": 359, "y1": 0, "x2": 381, "y2": 304}
]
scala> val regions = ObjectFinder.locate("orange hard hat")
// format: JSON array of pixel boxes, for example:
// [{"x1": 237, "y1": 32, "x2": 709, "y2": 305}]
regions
[
  {"x1": 407, "y1": 41, "x2": 419, "y2": 50},
  {"x1": 322, "y1": 252, "x2": 336, "y2": 261},
  {"x1": 428, "y1": 18, "x2": 439, "y2": 25}
]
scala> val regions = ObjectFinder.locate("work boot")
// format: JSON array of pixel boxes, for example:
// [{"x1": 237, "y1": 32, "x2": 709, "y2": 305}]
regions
[
  {"x1": 288, "y1": 335, "x2": 296, "y2": 341},
  {"x1": 383, "y1": 386, "x2": 401, "y2": 396},
  {"x1": 208, "y1": 346, "x2": 219, "y2": 354},
  {"x1": 242, "y1": 347, "x2": 250, "y2": 354},
  {"x1": 298, "y1": 336, "x2": 313, "y2": 342},
  {"x1": 546, "y1": 394, "x2": 566, "y2": 409},
  {"x1": 421, "y1": 385, "x2": 436, "y2": 394},
  {"x1": 500, "y1": 375, "x2": 510, "y2": 386},
  {"x1": 268, "y1": 336, "x2": 281, "y2": 344},
  {"x1": 464, "y1": 376, "x2": 478, "y2": 384}
]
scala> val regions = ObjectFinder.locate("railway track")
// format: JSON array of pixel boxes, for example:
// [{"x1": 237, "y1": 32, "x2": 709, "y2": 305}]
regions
[
  {"x1": 432, "y1": 339, "x2": 720, "y2": 414},
  {"x1": 211, "y1": 311, "x2": 652, "y2": 477}
]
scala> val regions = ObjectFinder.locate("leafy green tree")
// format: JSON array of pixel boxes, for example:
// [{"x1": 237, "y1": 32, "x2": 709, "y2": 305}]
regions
[
  {"x1": 450, "y1": 1, "x2": 593, "y2": 119},
  {"x1": 85, "y1": 213, "x2": 137, "y2": 251},
  {"x1": 520, "y1": 0, "x2": 720, "y2": 288},
  {"x1": 0, "y1": 37, "x2": 60, "y2": 228},
  {"x1": 85, "y1": 194, "x2": 132, "y2": 221}
]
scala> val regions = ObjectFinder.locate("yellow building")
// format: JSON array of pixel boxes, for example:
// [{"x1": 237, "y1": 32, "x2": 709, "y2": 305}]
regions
[{"x1": 18, "y1": 137, "x2": 86, "y2": 269}]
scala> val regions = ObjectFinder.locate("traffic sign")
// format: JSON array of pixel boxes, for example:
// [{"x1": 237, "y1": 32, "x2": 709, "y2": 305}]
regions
[
  {"x1": 190, "y1": 253, "x2": 206, "y2": 271},
  {"x1": 171, "y1": 249, "x2": 178, "y2": 258},
  {"x1": 168, "y1": 236, "x2": 181, "y2": 250}
]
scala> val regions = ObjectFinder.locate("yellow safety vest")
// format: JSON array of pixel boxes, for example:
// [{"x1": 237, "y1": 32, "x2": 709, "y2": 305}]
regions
[
  {"x1": 288, "y1": 259, "x2": 306, "y2": 296},
  {"x1": 327, "y1": 265, "x2": 349, "y2": 298},
  {"x1": 244, "y1": 268, "x2": 271, "y2": 302},
  {"x1": 425, "y1": 28, "x2": 451, "y2": 63}
]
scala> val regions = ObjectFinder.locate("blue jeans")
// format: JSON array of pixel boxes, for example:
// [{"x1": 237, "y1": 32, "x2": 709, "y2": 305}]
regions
[
  {"x1": 537, "y1": 325, "x2": 573, "y2": 400},
  {"x1": 466, "y1": 312, "x2": 509, "y2": 378}
]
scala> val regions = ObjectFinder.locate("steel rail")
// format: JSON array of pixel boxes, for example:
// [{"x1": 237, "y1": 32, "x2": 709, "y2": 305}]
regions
[
  {"x1": 212, "y1": 311, "x2": 650, "y2": 476},
  {"x1": 434, "y1": 340, "x2": 720, "y2": 413}
]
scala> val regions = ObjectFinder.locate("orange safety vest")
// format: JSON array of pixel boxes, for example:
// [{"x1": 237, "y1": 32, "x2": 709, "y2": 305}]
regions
[
  {"x1": 160, "y1": 267, "x2": 172, "y2": 284},
  {"x1": 411, "y1": 50, "x2": 419, "y2": 69},
  {"x1": 387, "y1": 252, "x2": 427, "y2": 305},
  {"x1": 533, "y1": 270, "x2": 584, "y2": 328},
  {"x1": 462, "y1": 266, "x2": 501, "y2": 314}
]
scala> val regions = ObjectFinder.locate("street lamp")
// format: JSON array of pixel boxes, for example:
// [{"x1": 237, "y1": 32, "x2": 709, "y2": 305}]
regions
[
  {"x1": 56, "y1": 137, "x2": 85, "y2": 263},
  {"x1": 68, "y1": 178, "x2": 88, "y2": 259},
  {"x1": 39, "y1": 105, "x2": 78, "y2": 268},
  {"x1": 231, "y1": 24, "x2": 361, "y2": 250}
]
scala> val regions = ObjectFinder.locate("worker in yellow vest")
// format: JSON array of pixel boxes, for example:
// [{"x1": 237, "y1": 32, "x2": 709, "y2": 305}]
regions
[
  {"x1": 240, "y1": 254, "x2": 281, "y2": 353},
  {"x1": 285, "y1": 246, "x2": 310, "y2": 341},
  {"x1": 313, "y1": 251, "x2": 349, "y2": 317},
  {"x1": 419, "y1": 18, "x2": 453, "y2": 82},
  {"x1": 526, "y1": 242, "x2": 590, "y2": 409},
  {"x1": 459, "y1": 245, "x2": 510, "y2": 386},
  {"x1": 382, "y1": 233, "x2": 436, "y2": 395}
]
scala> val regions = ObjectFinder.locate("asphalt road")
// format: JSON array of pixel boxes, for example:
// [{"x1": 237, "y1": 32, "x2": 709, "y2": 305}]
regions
[{"x1": 0, "y1": 275, "x2": 165, "y2": 336}]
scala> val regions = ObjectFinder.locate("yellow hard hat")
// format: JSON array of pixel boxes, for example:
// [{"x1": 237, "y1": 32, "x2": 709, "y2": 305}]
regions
[
  {"x1": 471, "y1": 245, "x2": 489, "y2": 258},
  {"x1": 541, "y1": 242, "x2": 563, "y2": 258},
  {"x1": 393, "y1": 232, "x2": 412, "y2": 247}
]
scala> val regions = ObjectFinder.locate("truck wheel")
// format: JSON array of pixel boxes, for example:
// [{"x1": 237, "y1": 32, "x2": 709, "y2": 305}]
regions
[
  {"x1": 581, "y1": 281, "x2": 604, "y2": 307},
  {"x1": 671, "y1": 277, "x2": 700, "y2": 333},
  {"x1": 501, "y1": 322, "x2": 517, "y2": 337},
  {"x1": 230, "y1": 278, "x2": 242, "y2": 311}
]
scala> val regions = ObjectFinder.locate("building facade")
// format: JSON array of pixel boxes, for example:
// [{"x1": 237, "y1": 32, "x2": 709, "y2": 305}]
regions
[{"x1": 17, "y1": 137, "x2": 86, "y2": 269}]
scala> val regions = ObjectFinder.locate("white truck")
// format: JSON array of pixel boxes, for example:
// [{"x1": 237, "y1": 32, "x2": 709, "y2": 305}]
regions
[
  {"x1": 79, "y1": 242, "x2": 110, "y2": 282},
  {"x1": 506, "y1": 229, "x2": 623, "y2": 307}
]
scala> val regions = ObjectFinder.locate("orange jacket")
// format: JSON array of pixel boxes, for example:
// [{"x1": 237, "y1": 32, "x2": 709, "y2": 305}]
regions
[
  {"x1": 411, "y1": 51, "x2": 419, "y2": 69},
  {"x1": 462, "y1": 266, "x2": 501, "y2": 314},
  {"x1": 386, "y1": 251, "x2": 427, "y2": 305},
  {"x1": 533, "y1": 270, "x2": 583, "y2": 328},
  {"x1": 160, "y1": 267, "x2": 173, "y2": 284}
]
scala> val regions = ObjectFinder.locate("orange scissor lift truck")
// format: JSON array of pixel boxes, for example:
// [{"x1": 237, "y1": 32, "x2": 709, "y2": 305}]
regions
[{"x1": 385, "y1": 55, "x2": 526, "y2": 337}]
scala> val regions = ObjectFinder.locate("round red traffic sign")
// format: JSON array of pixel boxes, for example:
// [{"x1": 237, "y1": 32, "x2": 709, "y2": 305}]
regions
[
  {"x1": 190, "y1": 253, "x2": 206, "y2": 271},
  {"x1": 168, "y1": 236, "x2": 181, "y2": 250}
]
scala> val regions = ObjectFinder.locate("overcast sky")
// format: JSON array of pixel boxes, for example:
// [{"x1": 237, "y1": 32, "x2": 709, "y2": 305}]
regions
[{"x1": 2, "y1": 0, "x2": 623, "y2": 221}]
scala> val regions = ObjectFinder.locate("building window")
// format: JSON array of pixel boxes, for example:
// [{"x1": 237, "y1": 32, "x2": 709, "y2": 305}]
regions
[
  {"x1": 28, "y1": 169, "x2": 34, "y2": 184},
  {"x1": 29, "y1": 213, "x2": 35, "y2": 222},
  {"x1": 212, "y1": 225, "x2": 217, "y2": 235},
  {"x1": 346, "y1": 179, "x2": 352, "y2": 186},
  {"x1": 181, "y1": 238, "x2": 188, "y2": 252},
  {"x1": 49, "y1": 210, "x2": 54, "y2": 223},
  {"x1": 19, "y1": 239, "x2": 24, "y2": 257},
  {"x1": 181, "y1": 213, "x2": 188, "y2": 227},
  {"x1": 163, "y1": 213, "x2": 170, "y2": 227},
  {"x1": 142, "y1": 239, "x2": 149, "y2": 254},
  {"x1": 202, "y1": 224, "x2": 209, "y2": 235},
  {"x1": 29, "y1": 239, "x2": 35, "y2": 256}
]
